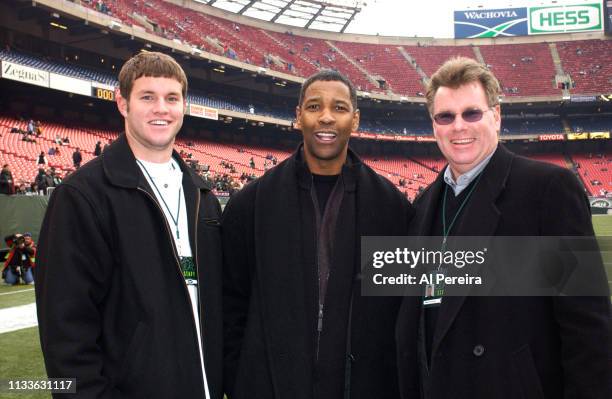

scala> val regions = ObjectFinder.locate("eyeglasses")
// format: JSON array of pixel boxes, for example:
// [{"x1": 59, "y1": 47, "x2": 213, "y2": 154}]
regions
[{"x1": 432, "y1": 108, "x2": 492, "y2": 125}]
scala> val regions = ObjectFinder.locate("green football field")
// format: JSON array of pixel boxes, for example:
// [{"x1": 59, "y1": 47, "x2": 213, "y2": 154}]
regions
[{"x1": 1, "y1": 215, "x2": 612, "y2": 396}]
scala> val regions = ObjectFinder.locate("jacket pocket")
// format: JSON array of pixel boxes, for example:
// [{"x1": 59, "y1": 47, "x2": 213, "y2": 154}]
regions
[
  {"x1": 512, "y1": 345, "x2": 545, "y2": 399},
  {"x1": 116, "y1": 321, "x2": 148, "y2": 387},
  {"x1": 202, "y1": 217, "x2": 221, "y2": 227}
]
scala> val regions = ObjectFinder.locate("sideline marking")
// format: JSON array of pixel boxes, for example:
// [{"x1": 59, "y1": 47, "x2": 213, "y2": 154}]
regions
[
  {"x1": 0, "y1": 288, "x2": 35, "y2": 296},
  {"x1": 0, "y1": 302, "x2": 38, "y2": 334}
]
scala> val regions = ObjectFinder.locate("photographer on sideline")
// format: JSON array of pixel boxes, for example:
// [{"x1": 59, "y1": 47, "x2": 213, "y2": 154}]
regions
[{"x1": 2, "y1": 233, "x2": 36, "y2": 285}]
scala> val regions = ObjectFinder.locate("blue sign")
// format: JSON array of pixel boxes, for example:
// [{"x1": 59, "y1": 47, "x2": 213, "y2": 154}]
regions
[{"x1": 454, "y1": 7, "x2": 528, "y2": 38}]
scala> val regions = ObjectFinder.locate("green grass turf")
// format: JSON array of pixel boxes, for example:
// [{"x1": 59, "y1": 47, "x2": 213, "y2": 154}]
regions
[
  {"x1": 0, "y1": 285, "x2": 35, "y2": 310},
  {"x1": 0, "y1": 327, "x2": 50, "y2": 398},
  {"x1": 592, "y1": 215, "x2": 612, "y2": 285},
  {"x1": 593, "y1": 214, "x2": 612, "y2": 237}
]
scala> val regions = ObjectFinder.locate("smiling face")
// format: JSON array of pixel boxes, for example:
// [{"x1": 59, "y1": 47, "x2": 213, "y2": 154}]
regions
[
  {"x1": 431, "y1": 81, "x2": 500, "y2": 178},
  {"x1": 295, "y1": 80, "x2": 359, "y2": 175},
  {"x1": 116, "y1": 76, "x2": 185, "y2": 163}
]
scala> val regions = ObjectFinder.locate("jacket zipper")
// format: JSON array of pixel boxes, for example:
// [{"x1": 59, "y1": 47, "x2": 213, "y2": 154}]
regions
[
  {"x1": 137, "y1": 187, "x2": 206, "y2": 387},
  {"x1": 193, "y1": 190, "x2": 208, "y2": 380},
  {"x1": 316, "y1": 302, "x2": 324, "y2": 360}
]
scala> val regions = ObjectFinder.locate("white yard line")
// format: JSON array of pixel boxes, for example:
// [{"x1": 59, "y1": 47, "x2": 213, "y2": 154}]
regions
[
  {"x1": 0, "y1": 288, "x2": 35, "y2": 296},
  {"x1": 0, "y1": 302, "x2": 38, "y2": 334}
]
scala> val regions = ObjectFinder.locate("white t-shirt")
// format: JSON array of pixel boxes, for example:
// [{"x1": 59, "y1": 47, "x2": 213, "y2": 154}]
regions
[{"x1": 136, "y1": 158, "x2": 210, "y2": 399}]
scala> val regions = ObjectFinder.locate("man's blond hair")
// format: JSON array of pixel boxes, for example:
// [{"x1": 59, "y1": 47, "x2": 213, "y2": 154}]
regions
[{"x1": 426, "y1": 57, "x2": 501, "y2": 114}]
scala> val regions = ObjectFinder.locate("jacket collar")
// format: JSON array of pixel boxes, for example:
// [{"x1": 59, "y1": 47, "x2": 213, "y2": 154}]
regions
[
  {"x1": 291, "y1": 143, "x2": 359, "y2": 192},
  {"x1": 102, "y1": 134, "x2": 211, "y2": 191}
]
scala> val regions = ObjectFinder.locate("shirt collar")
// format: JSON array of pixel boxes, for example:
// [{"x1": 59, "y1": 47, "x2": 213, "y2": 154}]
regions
[{"x1": 443, "y1": 146, "x2": 496, "y2": 196}]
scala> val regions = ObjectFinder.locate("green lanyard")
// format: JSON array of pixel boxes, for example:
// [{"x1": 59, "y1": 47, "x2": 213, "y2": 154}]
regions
[
  {"x1": 137, "y1": 159, "x2": 183, "y2": 239},
  {"x1": 441, "y1": 172, "x2": 483, "y2": 251}
]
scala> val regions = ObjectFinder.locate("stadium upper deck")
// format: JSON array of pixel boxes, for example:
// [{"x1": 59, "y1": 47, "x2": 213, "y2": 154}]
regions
[{"x1": 65, "y1": 0, "x2": 612, "y2": 99}]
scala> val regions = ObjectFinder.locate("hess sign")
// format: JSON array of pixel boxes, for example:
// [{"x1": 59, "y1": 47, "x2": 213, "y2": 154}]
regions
[{"x1": 529, "y1": 3, "x2": 603, "y2": 34}]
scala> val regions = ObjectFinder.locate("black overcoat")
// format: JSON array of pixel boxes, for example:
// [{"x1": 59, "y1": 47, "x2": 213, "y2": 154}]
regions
[
  {"x1": 35, "y1": 134, "x2": 224, "y2": 399},
  {"x1": 222, "y1": 147, "x2": 414, "y2": 399},
  {"x1": 396, "y1": 145, "x2": 611, "y2": 399}
]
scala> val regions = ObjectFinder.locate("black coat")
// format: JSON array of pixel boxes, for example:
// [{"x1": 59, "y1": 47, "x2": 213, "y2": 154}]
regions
[
  {"x1": 0, "y1": 168, "x2": 14, "y2": 194},
  {"x1": 396, "y1": 145, "x2": 611, "y2": 399},
  {"x1": 35, "y1": 134, "x2": 224, "y2": 399},
  {"x1": 222, "y1": 147, "x2": 414, "y2": 399}
]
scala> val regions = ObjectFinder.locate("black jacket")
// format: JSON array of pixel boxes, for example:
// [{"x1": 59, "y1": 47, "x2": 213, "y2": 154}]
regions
[
  {"x1": 396, "y1": 145, "x2": 612, "y2": 399},
  {"x1": 222, "y1": 146, "x2": 414, "y2": 399},
  {"x1": 35, "y1": 134, "x2": 223, "y2": 399}
]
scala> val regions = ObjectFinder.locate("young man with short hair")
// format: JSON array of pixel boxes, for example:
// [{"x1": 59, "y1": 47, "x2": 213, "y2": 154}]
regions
[{"x1": 36, "y1": 51, "x2": 223, "y2": 398}]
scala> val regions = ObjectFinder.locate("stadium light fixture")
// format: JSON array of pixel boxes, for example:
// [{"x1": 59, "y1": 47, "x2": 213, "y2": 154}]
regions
[
  {"x1": 108, "y1": 20, "x2": 122, "y2": 30},
  {"x1": 50, "y1": 22, "x2": 67, "y2": 30}
]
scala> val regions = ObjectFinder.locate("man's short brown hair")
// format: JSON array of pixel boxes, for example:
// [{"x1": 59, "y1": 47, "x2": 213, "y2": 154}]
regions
[
  {"x1": 118, "y1": 51, "x2": 188, "y2": 100},
  {"x1": 426, "y1": 57, "x2": 501, "y2": 114}
]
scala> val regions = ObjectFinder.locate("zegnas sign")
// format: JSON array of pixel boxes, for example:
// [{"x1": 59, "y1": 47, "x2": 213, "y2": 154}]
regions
[{"x1": 1, "y1": 61, "x2": 49, "y2": 88}]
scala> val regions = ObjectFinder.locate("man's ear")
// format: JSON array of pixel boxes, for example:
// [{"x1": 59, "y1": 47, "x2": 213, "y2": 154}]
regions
[
  {"x1": 294, "y1": 106, "x2": 302, "y2": 130},
  {"x1": 352, "y1": 109, "x2": 360, "y2": 132},
  {"x1": 116, "y1": 88, "x2": 128, "y2": 118},
  {"x1": 492, "y1": 104, "x2": 501, "y2": 132}
]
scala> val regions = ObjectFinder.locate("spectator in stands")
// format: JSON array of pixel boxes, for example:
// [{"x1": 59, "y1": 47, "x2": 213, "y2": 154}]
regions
[
  {"x1": 396, "y1": 56, "x2": 611, "y2": 399},
  {"x1": 222, "y1": 70, "x2": 414, "y2": 399},
  {"x1": 0, "y1": 164, "x2": 15, "y2": 195},
  {"x1": 48, "y1": 167, "x2": 62, "y2": 187},
  {"x1": 35, "y1": 51, "x2": 223, "y2": 399},
  {"x1": 249, "y1": 157, "x2": 255, "y2": 169},
  {"x1": 94, "y1": 141, "x2": 102, "y2": 156},
  {"x1": 37, "y1": 151, "x2": 47, "y2": 166},
  {"x1": 48, "y1": 147, "x2": 56, "y2": 156},
  {"x1": 2, "y1": 233, "x2": 36, "y2": 285},
  {"x1": 27, "y1": 119, "x2": 35, "y2": 135},
  {"x1": 54, "y1": 135, "x2": 62, "y2": 146},
  {"x1": 62, "y1": 136, "x2": 70, "y2": 144},
  {"x1": 72, "y1": 147, "x2": 82, "y2": 168},
  {"x1": 34, "y1": 168, "x2": 50, "y2": 195}
]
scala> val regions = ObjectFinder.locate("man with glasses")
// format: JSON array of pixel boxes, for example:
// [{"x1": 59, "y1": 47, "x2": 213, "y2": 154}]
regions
[{"x1": 396, "y1": 57, "x2": 610, "y2": 399}]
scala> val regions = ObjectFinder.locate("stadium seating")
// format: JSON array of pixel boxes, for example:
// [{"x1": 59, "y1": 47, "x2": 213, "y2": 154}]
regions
[
  {"x1": 556, "y1": 40, "x2": 612, "y2": 95},
  {"x1": 3, "y1": 114, "x2": 610, "y2": 199},
  {"x1": 74, "y1": 0, "x2": 612, "y2": 98},
  {"x1": 478, "y1": 43, "x2": 559, "y2": 97},
  {"x1": 571, "y1": 153, "x2": 612, "y2": 196},
  {"x1": 330, "y1": 42, "x2": 423, "y2": 95},
  {"x1": 406, "y1": 45, "x2": 476, "y2": 78}
]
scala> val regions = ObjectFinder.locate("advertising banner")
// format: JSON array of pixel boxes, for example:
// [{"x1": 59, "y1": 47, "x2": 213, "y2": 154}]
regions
[
  {"x1": 1, "y1": 61, "x2": 49, "y2": 88},
  {"x1": 539, "y1": 134, "x2": 565, "y2": 141},
  {"x1": 454, "y1": 7, "x2": 528, "y2": 38},
  {"x1": 50, "y1": 73, "x2": 91, "y2": 97},
  {"x1": 589, "y1": 132, "x2": 610, "y2": 139},
  {"x1": 529, "y1": 3, "x2": 603, "y2": 34},
  {"x1": 454, "y1": 3, "x2": 603, "y2": 38},
  {"x1": 189, "y1": 103, "x2": 218, "y2": 120},
  {"x1": 568, "y1": 133, "x2": 589, "y2": 140}
]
